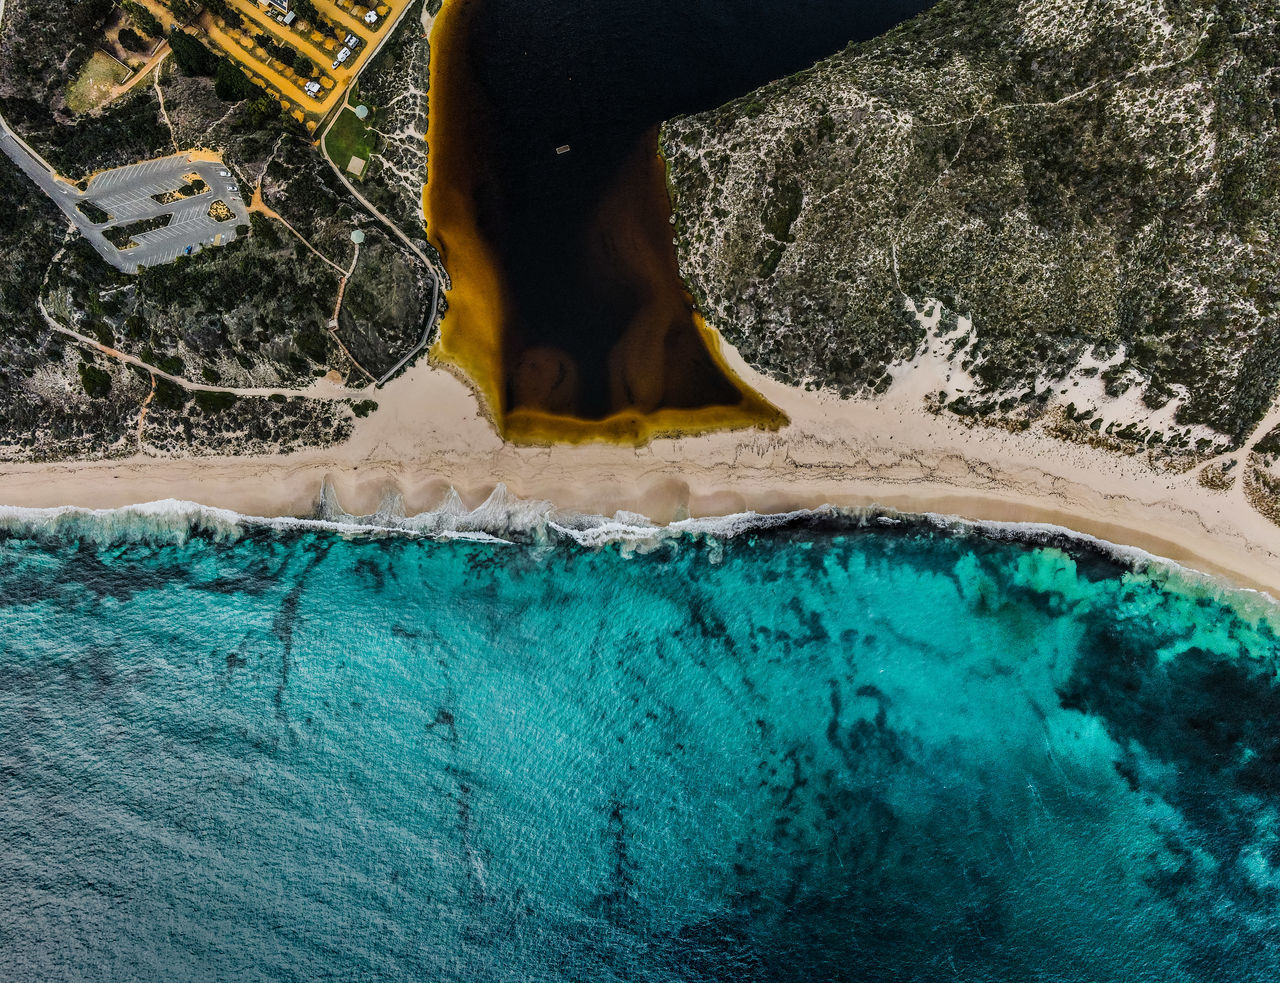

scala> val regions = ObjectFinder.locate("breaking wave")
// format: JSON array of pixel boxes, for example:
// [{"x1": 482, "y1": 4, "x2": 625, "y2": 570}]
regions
[{"x1": 0, "y1": 482, "x2": 1274, "y2": 621}]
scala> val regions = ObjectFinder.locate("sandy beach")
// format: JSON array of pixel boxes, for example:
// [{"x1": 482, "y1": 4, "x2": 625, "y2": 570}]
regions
[{"x1": 1, "y1": 329, "x2": 1278, "y2": 598}]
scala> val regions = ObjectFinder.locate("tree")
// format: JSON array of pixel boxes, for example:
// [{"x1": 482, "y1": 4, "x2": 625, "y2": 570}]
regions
[
  {"x1": 118, "y1": 27, "x2": 149, "y2": 52},
  {"x1": 234, "y1": 94, "x2": 287, "y2": 133},
  {"x1": 214, "y1": 57, "x2": 258, "y2": 101},
  {"x1": 72, "y1": 0, "x2": 115, "y2": 34},
  {"x1": 168, "y1": 30, "x2": 218, "y2": 75},
  {"x1": 204, "y1": 0, "x2": 242, "y2": 28},
  {"x1": 78, "y1": 362, "x2": 112, "y2": 399},
  {"x1": 168, "y1": 0, "x2": 194, "y2": 20},
  {"x1": 123, "y1": 0, "x2": 162, "y2": 36}
]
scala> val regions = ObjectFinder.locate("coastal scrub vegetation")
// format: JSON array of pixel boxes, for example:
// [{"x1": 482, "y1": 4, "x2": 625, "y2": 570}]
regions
[
  {"x1": 0, "y1": 0, "x2": 172, "y2": 176},
  {"x1": 0, "y1": 155, "x2": 149, "y2": 459},
  {"x1": 48, "y1": 231, "x2": 343, "y2": 390},
  {"x1": 0, "y1": 0, "x2": 436, "y2": 461},
  {"x1": 348, "y1": 0, "x2": 434, "y2": 245},
  {"x1": 665, "y1": 0, "x2": 1280, "y2": 457}
]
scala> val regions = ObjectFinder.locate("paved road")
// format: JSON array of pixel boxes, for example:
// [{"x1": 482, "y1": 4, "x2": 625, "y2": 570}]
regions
[{"x1": 0, "y1": 119, "x2": 249, "y2": 273}]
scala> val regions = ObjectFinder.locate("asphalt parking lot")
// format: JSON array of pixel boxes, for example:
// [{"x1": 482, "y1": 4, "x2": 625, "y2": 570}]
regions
[
  {"x1": 0, "y1": 121, "x2": 249, "y2": 274},
  {"x1": 78, "y1": 156, "x2": 251, "y2": 272}
]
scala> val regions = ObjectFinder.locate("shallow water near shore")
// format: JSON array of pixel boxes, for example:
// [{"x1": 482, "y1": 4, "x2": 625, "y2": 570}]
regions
[{"x1": 3, "y1": 513, "x2": 1280, "y2": 981}]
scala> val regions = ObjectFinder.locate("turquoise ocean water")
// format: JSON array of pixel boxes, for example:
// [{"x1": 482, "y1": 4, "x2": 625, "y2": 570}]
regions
[{"x1": 2, "y1": 505, "x2": 1280, "y2": 981}]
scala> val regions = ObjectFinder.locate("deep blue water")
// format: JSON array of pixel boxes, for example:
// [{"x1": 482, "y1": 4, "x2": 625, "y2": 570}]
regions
[{"x1": 2, "y1": 511, "x2": 1280, "y2": 981}]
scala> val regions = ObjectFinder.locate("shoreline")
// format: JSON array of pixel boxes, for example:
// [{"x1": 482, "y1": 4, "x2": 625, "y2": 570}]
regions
[
  {"x1": 4, "y1": 494, "x2": 1278, "y2": 619},
  {"x1": 0, "y1": 335, "x2": 1278, "y2": 599},
  {"x1": 423, "y1": 0, "x2": 780, "y2": 441}
]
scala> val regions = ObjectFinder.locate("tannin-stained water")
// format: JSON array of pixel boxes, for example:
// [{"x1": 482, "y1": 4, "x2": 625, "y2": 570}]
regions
[{"x1": 426, "y1": 0, "x2": 935, "y2": 442}]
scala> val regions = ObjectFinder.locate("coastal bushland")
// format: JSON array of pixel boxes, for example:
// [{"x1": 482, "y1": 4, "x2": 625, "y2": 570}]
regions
[{"x1": 666, "y1": 0, "x2": 1280, "y2": 455}]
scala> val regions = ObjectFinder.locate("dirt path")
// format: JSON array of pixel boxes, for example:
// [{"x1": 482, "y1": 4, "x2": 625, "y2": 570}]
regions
[
  {"x1": 39, "y1": 291, "x2": 361, "y2": 401},
  {"x1": 328, "y1": 244, "x2": 377, "y2": 383},
  {"x1": 320, "y1": 113, "x2": 438, "y2": 274},
  {"x1": 136, "y1": 371, "x2": 157, "y2": 444},
  {"x1": 248, "y1": 186, "x2": 348, "y2": 274},
  {"x1": 153, "y1": 54, "x2": 179, "y2": 152},
  {"x1": 105, "y1": 40, "x2": 171, "y2": 103}
]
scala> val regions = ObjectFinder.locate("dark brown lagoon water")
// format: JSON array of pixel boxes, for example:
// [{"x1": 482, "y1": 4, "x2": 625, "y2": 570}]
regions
[{"x1": 427, "y1": 0, "x2": 934, "y2": 441}]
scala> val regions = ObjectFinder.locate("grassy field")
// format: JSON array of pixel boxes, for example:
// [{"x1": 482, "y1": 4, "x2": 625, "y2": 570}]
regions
[
  {"x1": 66, "y1": 51, "x2": 131, "y2": 115},
  {"x1": 323, "y1": 105, "x2": 378, "y2": 176}
]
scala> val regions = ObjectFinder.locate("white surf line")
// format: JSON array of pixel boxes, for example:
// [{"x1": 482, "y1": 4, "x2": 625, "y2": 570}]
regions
[{"x1": 22, "y1": 486, "x2": 1277, "y2": 617}]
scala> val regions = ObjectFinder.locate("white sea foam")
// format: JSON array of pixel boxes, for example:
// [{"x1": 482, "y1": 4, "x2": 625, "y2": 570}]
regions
[{"x1": 0, "y1": 484, "x2": 1275, "y2": 619}]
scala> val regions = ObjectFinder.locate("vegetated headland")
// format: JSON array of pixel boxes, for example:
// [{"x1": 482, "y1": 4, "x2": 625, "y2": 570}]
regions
[{"x1": 425, "y1": 0, "x2": 935, "y2": 443}]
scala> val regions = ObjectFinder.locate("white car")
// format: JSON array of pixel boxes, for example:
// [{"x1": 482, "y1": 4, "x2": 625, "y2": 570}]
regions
[{"x1": 219, "y1": 170, "x2": 229, "y2": 177}]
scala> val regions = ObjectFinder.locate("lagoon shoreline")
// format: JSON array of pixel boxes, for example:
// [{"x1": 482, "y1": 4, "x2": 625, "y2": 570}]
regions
[{"x1": 1, "y1": 335, "x2": 1277, "y2": 599}]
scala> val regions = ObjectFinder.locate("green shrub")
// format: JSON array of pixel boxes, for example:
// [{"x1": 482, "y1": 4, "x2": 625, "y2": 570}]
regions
[
  {"x1": 194, "y1": 390, "x2": 236, "y2": 413},
  {"x1": 118, "y1": 27, "x2": 149, "y2": 52},
  {"x1": 123, "y1": 0, "x2": 162, "y2": 36},
  {"x1": 76, "y1": 200, "x2": 110, "y2": 224},
  {"x1": 152, "y1": 378, "x2": 187, "y2": 411},
  {"x1": 293, "y1": 326, "x2": 329, "y2": 363},
  {"x1": 215, "y1": 58, "x2": 258, "y2": 101},
  {"x1": 169, "y1": 31, "x2": 218, "y2": 76},
  {"x1": 78, "y1": 362, "x2": 112, "y2": 399}
]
